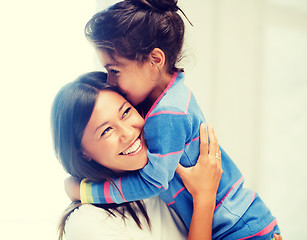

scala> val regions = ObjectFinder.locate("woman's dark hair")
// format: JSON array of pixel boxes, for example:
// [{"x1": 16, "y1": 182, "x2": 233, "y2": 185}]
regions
[
  {"x1": 51, "y1": 71, "x2": 118, "y2": 182},
  {"x1": 51, "y1": 71, "x2": 150, "y2": 240},
  {"x1": 85, "y1": 0, "x2": 189, "y2": 74}
]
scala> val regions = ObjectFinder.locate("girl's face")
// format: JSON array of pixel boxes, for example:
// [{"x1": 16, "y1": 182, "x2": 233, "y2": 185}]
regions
[
  {"x1": 97, "y1": 50, "x2": 162, "y2": 106},
  {"x1": 81, "y1": 90, "x2": 148, "y2": 174}
]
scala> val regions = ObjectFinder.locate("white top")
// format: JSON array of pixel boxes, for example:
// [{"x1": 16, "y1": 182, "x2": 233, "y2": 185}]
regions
[{"x1": 65, "y1": 196, "x2": 188, "y2": 240}]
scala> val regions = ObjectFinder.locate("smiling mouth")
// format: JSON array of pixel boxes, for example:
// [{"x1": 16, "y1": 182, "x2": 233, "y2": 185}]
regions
[{"x1": 120, "y1": 137, "x2": 142, "y2": 155}]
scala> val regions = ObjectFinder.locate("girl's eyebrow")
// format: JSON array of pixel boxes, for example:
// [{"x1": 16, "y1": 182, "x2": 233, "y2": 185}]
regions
[
  {"x1": 94, "y1": 101, "x2": 128, "y2": 134},
  {"x1": 104, "y1": 61, "x2": 121, "y2": 69},
  {"x1": 104, "y1": 63, "x2": 115, "y2": 68}
]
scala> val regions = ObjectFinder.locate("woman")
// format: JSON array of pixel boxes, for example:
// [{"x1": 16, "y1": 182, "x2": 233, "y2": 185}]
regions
[{"x1": 52, "y1": 72, "x2": 223, "y2": 240}]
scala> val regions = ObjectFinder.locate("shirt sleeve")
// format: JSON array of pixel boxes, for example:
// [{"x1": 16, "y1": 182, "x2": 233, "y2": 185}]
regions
[{"x1": 81, "y1": 110, "x2": 192, "y2": 204}]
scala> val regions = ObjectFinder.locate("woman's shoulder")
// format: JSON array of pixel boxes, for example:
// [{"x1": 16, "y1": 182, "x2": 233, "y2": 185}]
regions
[
  {"x1": 64, "y1": 199, "x2": 157, "y2": 240},
  {"x1": 64, "y1": 203, "x2": 130, "y2": 240},
  {"x1": 64, "y1": 197, "x2": 187, "y2": 240},
  {"x1": 67, "y1": 203, "x2": 110, "y2": 222}
]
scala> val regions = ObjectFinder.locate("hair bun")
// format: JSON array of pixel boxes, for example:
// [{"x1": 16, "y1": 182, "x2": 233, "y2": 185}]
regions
[{"x1": 131, "y1": 0, "x2": 179, "y2": 12}]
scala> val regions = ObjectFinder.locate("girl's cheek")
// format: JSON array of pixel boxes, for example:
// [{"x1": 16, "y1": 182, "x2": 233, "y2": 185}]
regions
[{"x1": 116, "y1": 78, "x2": 127, "y2": 90}]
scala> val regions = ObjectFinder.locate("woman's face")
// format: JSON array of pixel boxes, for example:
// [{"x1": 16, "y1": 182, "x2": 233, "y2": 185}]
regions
[
  {"x1": 97, "y1": 50, "x2": 160, "y2": 106},
  {"x1": 81, "y1": 90, "x2": 148, "y2": 174}
]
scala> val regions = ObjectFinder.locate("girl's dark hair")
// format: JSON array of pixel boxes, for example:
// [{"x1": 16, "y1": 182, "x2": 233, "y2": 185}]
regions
[
  {"x1": 85, "y1": 0, "x2": 188, "y2": 74},
  {"x1": 51, "y1": 71, "x2": 150, "y2": 240}
]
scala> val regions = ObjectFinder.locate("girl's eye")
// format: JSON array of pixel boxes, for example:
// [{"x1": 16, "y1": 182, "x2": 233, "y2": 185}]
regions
[
  {"x1": 110, "y1": 69, "x2": 119, "y2": 75},
  {"x1": 122, "y1": 107, "x2": 131, "y2": 118},
  {"x1": 101, "y1": 127, "x2": 112, "y2": 137}
]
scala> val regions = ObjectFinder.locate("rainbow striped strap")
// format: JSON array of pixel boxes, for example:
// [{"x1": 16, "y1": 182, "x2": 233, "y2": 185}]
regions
[{"x1": 80, "y1": 179, "x2": 93, "y2": 203}]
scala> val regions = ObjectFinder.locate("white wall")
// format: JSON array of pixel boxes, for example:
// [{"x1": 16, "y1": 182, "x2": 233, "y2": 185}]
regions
[
  {"x1": 0, "y1": 1, "x2": 98, "y2": 239},
  {"x1": 181, "y1": 0, "x2": 307, "y2": 239}
]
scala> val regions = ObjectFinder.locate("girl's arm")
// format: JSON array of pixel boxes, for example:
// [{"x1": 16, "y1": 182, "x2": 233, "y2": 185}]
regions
[{"x1": 176, "y1": 124, "x2": 222, "y2": 240}]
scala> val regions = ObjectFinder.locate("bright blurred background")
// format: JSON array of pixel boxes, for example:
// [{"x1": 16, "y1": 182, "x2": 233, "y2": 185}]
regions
[{"x1": 0, "y1": 0, "x2": 306, "y2": 239}]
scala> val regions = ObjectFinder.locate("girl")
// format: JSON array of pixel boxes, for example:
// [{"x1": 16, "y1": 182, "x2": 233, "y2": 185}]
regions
[
  {"x1": 52, "y1": 71, "x2": 223, "y2": 240},
  {"x1": 67, "y1": 0, "x2": 281, "y2": 239}
]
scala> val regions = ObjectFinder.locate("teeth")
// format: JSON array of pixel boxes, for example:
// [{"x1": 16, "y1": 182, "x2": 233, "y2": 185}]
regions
[{"x1": 122, "y1": 139, "x2": 141, "y2": 155}]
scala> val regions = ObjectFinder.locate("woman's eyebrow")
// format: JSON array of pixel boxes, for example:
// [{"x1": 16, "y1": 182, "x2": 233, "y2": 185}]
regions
[
  {"x1": 119, "y1": 102, "x2": 127, "y2": 112},
  {"x1": 95, "y1": 121, "x2": 108, "y2": 134},
  {"x1": 94, "y1": 102, "x2": 128, "y2": 134}
]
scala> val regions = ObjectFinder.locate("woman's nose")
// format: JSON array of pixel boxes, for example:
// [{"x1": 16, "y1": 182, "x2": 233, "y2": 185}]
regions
[{"x1": 119, "y1": 125, "x2": 134, "y2": 142}]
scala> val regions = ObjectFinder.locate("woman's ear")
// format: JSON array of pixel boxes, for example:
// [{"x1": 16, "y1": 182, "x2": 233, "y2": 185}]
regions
[
  {"x1": 80, "y1": 151, "x2": 92, "y2": 162},
  {"x1": 149, "y1": 48, "x2": 166, "y2": 69}
]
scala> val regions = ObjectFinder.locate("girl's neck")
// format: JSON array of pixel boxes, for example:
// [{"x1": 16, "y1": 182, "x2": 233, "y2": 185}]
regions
[{"x1": 140, "y1": 71, "x2": 175, "y2": 116}]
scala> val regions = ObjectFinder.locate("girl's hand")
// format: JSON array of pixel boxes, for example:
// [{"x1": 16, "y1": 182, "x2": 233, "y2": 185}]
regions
[
  {"x1": 64, "y1": 176, "x2": 81, "y2": 202},
  {"x1": 176, "y1": 124, "x2": 223, "y2": 203},
  {"x1": 274, "y1": 234, "x2": 282, "y2": 240}
]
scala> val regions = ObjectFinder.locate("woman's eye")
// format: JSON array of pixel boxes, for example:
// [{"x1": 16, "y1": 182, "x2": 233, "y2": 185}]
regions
[
  {"x1": 101, "y1": 127, "x2": 112, "y2": 137},
  {"x1": 122, "y1": 107, "x2": 131, "y2": 118}
]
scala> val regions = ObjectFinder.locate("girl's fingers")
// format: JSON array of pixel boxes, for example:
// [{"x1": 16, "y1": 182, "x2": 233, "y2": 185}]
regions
[{"x1": 274, "y1": 234, "x2": 282, "y2": 240}]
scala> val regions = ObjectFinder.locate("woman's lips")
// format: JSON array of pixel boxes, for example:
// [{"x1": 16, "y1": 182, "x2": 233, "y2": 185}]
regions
[{"x1": 120, "y1": 137, "x2": 143, "y2": 156}]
